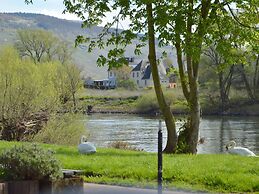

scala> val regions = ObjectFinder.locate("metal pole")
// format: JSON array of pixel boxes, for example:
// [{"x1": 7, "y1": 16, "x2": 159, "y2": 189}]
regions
[{"x1": 158, "y1": 120, "x2": 163, "y2": 194}]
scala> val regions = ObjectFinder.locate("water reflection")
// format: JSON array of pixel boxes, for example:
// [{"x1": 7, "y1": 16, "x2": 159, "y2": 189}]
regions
[{"x1": 84, "y1": 114, "x2": 259, "y2": 154}]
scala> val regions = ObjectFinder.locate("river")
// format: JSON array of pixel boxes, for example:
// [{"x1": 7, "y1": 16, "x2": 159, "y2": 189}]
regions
[{"x1": 85, "y1": 114, "x2": 259, "y2": 154}]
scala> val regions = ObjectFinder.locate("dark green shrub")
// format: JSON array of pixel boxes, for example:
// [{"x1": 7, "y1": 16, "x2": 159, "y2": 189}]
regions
[{"x1": 0, "y1": 144, "x2": 63, "y2": 181}]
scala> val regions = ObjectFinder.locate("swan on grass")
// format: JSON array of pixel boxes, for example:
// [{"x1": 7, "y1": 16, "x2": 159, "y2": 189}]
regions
[
  {"x1": 225, "y1": 140, "x2": 256, "y2": 157},
  {"x1": 78, "y1": 136, "x2": 96, "y2": 154}
]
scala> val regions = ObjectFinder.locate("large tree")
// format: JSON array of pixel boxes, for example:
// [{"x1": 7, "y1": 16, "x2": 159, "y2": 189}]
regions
[
  {"x1": 62, "y1": 0, "x2": 258, "y2": 153},
  {"x1": 15, "y1": 29, "x2": 72, "y2": 64}
]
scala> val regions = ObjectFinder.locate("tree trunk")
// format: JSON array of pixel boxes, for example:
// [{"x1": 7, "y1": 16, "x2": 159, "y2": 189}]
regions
[
  {"x1": 253, "y1": 55, "x2": 259, "y2": 98},
  {"x1": 187, "y1": 80, "x2": 200, "y2": 153},
  {"x1": 219, "y1": 72, "x2": 230, "y2": 112},
  {"x1": 72, "y1": 92, "x2": 76, "y2": 112},
  {"x1": 219, "y1": 72, "x2": 226, "y2": 112},
  {"x1": 239, "y1": 65, "x2": 256, "y2": 102},
  {"x1": 146, "y1": 3, "x2": 177, "y2": 153}
]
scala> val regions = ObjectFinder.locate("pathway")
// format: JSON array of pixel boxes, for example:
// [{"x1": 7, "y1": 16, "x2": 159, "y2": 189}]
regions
[{"x1": 84, "y1": 183, "x2": 200, "y2": 194}]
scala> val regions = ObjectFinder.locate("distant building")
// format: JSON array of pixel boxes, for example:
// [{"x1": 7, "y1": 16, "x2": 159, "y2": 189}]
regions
[
  {"x1": 84, "y1": 77, "x2": 116, "y2": 89},
  {"x1": 85, "y1": 57, "x2": 177, "y2": 89},
  {"x1": 130, "y1": 60, "x2": 170, "y2": 88}
]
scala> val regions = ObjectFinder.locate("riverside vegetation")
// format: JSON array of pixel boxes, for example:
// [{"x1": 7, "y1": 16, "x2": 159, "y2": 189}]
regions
[
  {"x1": 78, "y1": 87, "x2": 259, "y2": 116},
  {"x1": 0, "y1": 20, "x2": 259, "y2": 193},
  {"x1": 0, "y1": 141, "x2": 258, "y2": 193}
]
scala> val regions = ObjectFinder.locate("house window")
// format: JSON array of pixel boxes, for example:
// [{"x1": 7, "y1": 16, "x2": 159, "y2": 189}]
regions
[
  {"x1": 133, "y1": 72, "x2": 135, "y2": 78},
  {"x1": 137, "y1": 72, "x2": 139, "y2": 77}
]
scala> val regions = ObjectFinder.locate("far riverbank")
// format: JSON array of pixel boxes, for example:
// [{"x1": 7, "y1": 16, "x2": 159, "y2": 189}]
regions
[{"x1": 79, "y1": 95, "x2": 259, "y2": 116}]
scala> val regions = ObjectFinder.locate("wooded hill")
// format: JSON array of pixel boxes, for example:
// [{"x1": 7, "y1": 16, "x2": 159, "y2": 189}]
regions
[{"x1": 0, "y1": 12, "x2": 174, "y2": 79}]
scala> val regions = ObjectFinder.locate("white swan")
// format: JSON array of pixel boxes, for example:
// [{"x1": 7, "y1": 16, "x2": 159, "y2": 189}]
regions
[
  {"x1": 78, "y1": 136, "x2": 96, "y2": 154},
  {"x1": 225, "y1": 140, "x2": 256, "y2": 156}
]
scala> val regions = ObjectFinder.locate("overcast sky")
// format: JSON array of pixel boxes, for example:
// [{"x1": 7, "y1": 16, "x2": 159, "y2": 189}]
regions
[{"x1": 0, "y1": 0, "x2": 81, "y2": 20}]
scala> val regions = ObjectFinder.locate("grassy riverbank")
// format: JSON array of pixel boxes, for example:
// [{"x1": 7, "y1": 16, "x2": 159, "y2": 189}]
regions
[
  {"x1": 78, "y1": 88, "x2": 259, "y2": 116},
  {"x1": 0, "y1": 141, "x2": 258, "y2": 193}
]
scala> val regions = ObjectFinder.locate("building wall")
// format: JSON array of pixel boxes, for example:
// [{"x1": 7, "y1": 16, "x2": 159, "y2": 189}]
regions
[
  {"x1": 108, "y1": 62, "x2": 173, "y2": 89},
  {"x1": 140, "y1": 79, "x2": 153, "y2": 88},
  {"x1": 131, "y1": 71, "x2": 142, "y2": 87},
  {"x1": 108, "y1": 70, "x2": 116, "y2": 79}
]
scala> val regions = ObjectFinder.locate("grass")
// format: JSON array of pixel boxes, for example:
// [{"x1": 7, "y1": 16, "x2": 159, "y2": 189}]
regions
[
  {"x1": 78, "y1": 87, "x2": 187, "y2": 114},
  {"x1": 0, "y1": 141, "x2": 258, "y2": 193},
  {"x1": 78, "y1": 88, "x2": 142, "y2": 99},
  {"x1": 78, "y1": 87, "x2": 259, "y2": 116}
]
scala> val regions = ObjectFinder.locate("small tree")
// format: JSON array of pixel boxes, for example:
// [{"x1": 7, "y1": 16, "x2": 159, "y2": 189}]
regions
[
  {"x1": 113, "y1": 65, "x2": 137, "y2": 90},
  {"x1": 54, "y1": 63, "x2": 82, "y2": 110},
  {"x1": 203, "y1": 45, "x2": 235, "y2": 111},
  {"x1": 0, "y1": 47, "x2": 60, "y2": 140}
]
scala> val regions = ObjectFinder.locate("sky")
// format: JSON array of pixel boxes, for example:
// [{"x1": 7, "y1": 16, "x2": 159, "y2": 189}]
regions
[
  {"x1": 0, "y1": 0, "x2": 130, "y2": 28},
  {"x1": 0, "y1": 0, "x2": 80, "y2": 20}
]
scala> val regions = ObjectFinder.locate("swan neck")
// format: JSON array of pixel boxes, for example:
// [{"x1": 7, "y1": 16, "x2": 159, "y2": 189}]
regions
[
  {"x1": 81, "y1": 136, "x2": 86, "y2": 143},
  {"x1": 229, "y1": 141, "x2": 236, "y2": 149}
]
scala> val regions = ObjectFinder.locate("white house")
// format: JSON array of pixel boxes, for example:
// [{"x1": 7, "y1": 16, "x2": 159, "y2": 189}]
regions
[
  {"x1": 131, "y1": 60, "x2": 169, "y2": 88},
  {"x1": 106, "y1": 58, "x2": 176, "y2": 89}
]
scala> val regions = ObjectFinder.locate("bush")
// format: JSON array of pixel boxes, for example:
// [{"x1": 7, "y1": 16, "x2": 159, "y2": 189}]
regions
[
  {"x1": 135, "y1": 89, "x2": 177, "y2": 113},
  {"x1": 0, "y1": 47, "x2": 60, "y2": 141},
  {"x1": 32, "y1": 113, "x2": 87, "y2": 146},
  {"x1": 117, "y1": 79, "x2": 137, "y2": 90},
  {"x1": 0, "y1": 46, "x2": 83, "y2": 141},
  {"x1": 0, "y1": 144, "x2": 62, "y2": 181},
  {"x1": 135, "y1": 94, "x2": 159, "y2": 113}
]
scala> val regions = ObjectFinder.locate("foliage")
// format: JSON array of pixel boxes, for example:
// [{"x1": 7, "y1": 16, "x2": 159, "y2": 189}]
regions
[
  {"x1": 0, "y1": 144, "x2": 62, "y2": 181},
  {"x1": 111, "y1": 65, "x2": 137, "y2": 90},
  {"x1": 0, "y1": 46, "x2": 82, "y2": 141},
  {"x1": 15, "y1": 29, "x2": 73, "y2": 64},
  {"x1": 112, "y1": 65, "x2": 132, "y2": 81},
  {"x1": 2, "y1": 24, "x2": 84, "y2": 110},
  {"x1": 62, "y1": 0, "x2": 258, "y2": 153},
  {"x1": 0, "y1": 46, "x2": 60, "y2": 140},
  {"x1": 135, "y1": 89, "x2": 179, "y2": 113},
  {"x1": 33, "y1": 113, "x2": 87, "y2": 146},
  {"x1": 54, "y1": 63, "x2": 83, "y2": 109},
  {"x1": 117, "y1": 79, "x2": 137, "y2": 91},
  {"x1": 135, "y1": 93, "x2": 160, "y2": 113},
  {"x1": 176, "y1": 118, "x2": 191, "y2": 153}
]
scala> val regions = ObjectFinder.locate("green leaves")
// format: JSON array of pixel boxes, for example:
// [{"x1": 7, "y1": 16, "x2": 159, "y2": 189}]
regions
[
  {"x1": 0, "y1": 144, "x2": 62, "y2": 181},
  {"x1": 0, "y1": 46, "x2": 82, "y2": 140},
  {"x1": 63, "y1": 0, "x2": 148, "y2": 68},
  {"x1": 15, "y1": 29, "x2": 72, "y2": 64}
]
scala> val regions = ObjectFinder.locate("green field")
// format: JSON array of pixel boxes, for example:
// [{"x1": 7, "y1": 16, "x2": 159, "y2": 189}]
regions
[{"x1": 0, "y1": 141, "x2": 258, "y2": 193}]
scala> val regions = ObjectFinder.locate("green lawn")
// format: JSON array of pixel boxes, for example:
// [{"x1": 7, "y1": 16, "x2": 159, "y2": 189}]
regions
[{"x1": 0, "y1": 141, "x2": 258, "y2": 193}]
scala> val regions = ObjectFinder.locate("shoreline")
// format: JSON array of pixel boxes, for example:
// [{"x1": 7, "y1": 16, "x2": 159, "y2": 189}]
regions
[{"x1": 86, "y1": 109, "x2": 259, "y2": 117}]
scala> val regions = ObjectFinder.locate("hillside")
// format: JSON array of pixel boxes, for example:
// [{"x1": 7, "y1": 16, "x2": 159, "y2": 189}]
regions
[{"x1": 0, "y1": 12, "x2": 176, "y2": 79}]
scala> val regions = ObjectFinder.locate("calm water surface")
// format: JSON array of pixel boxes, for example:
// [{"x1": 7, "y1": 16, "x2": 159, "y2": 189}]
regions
[{"x1": 85, "y1": 114, "x2": 259, "y2": 154}]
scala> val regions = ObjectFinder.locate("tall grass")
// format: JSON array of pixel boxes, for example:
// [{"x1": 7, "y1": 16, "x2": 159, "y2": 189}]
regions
[
  {"x1": 32, "y1": 113, "x2": 87, "y2": 146},
  {"x1": 79, "y1": 88, "x2": 142, "y2": 98}
]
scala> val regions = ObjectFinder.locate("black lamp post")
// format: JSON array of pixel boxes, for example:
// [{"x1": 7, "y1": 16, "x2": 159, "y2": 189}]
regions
[{"x1": 158, "y1": 120, "x2": 163, "y2": 194}]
